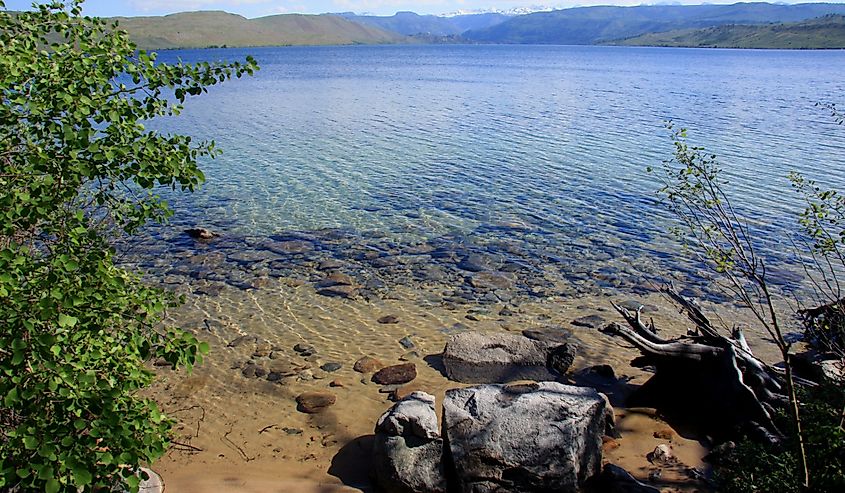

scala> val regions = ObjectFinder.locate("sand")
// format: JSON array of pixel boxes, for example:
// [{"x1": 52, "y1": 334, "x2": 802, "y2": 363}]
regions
[{"x1": 145, "y1": 276, "x2": 783, "y2": 492}]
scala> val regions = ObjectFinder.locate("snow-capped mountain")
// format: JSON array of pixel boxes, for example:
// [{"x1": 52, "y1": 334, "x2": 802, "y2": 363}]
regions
[{"x1": 441, "y1": 5, "x2": 561, "y2": 17}]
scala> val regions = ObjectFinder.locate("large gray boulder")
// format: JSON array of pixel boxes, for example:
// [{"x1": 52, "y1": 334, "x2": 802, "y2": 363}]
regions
[
  {"x1": 373, "y1": 392, "x2": 446, "y2": 493},
  {"x1": 443, "y1": 382, "x2": 609, "y2": 493},
  {"x1": 442, "y1": 332, "x2": 574, "y2": 383}
]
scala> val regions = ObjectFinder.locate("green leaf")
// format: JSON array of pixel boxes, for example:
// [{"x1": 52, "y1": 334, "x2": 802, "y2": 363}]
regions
[
  {"x1": 45, "y1": 478, "x2": 60, "y2": 493},
  {"x1": 57, "y1": 314, "x2": 78, "y2": 328},
  {"x1": 4, "y1": 387, "x2": 18, "y2": 406},
  {"x1": 23, "y1": 435, "x2": 38, "y2": 450},
  {"x1": 72, "y1": 465, "x2": 92, "y2": 486}
]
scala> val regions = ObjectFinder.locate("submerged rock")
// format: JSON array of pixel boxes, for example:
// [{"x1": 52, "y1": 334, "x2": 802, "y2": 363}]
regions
[
  {"x1": 373, "y1": 392, "x2": 446, "y2": 493},
  {"x1": 378, "y1": 315, "x2": 400, "y2": 324},
  {"x1": 457, "y1": 254, "x2": 493, "y2": 272},
  {"x1": 443, "y1": 382, "x2": 609, "y2": 493},
  {"x1": 185, "y1": 228, "x2": 217, "y2": 240},
  {"x1": 571, "y1": 314, "x2": 607, "y2": 329},
  {"x1": 372, "y1": 363, "x2": 417, "y2": 385},
  {"x1": 320, "y1": 362, "x2": 342, "y2": 372},
  {"x1": 316, "y1": 284, "x2": 358, "y2": 299},
  {"x1": 295, "y1": 391, "x2": 336, "y2": 414},
  {"x1": 354, "y1": 356, "x2": 385, "y2": 373},
  {"x1": 442, "y1": 332, "x2": 565, "y2": 383},
  {"x1": 468, "y1": 271, "x2": 514, "y2": 290},
  {"x1": 398, "y1": 336, "x2": 415, "y2": 349}
]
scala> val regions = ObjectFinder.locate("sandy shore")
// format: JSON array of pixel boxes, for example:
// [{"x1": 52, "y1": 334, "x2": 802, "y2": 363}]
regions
[{"x1": 142, "y1": 273, "x2": 785, "y2": 493}]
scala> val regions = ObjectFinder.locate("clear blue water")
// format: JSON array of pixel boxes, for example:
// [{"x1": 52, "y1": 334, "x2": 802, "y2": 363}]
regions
[{"x1": 144, "y1": 44, "x2": 845, "y2": 295}]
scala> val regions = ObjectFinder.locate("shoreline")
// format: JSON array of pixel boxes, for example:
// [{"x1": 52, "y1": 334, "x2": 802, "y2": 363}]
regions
[
  {"x1": 139, "y1": 42, "x2": 845, "y2": 52},
  {"x1": 139, "y1": 227, "x2": 787, "y2": 492}
]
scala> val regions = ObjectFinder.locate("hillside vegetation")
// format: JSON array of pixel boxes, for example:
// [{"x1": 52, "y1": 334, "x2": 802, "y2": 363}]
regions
[
  {"x1": 464, "y1": 2, "x2": 845, "y2": 44},
  {"x1": 615, "y1": 14, "x2": 845, "y2": 48},
  {"x1": 113, "y1": 11, "x2": 403, "y2": 49}
]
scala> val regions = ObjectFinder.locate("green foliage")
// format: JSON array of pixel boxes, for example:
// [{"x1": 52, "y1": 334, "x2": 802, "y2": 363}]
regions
[
  {"x1": 0, "y1": 1, "x2": 257, "y2": 491},
  {"x1": 714, "y1": 384, "x2": 845, "y2": 493},
  {"x1": 650, "y1": 123, "x2": 772, "y2": 324},
  {"x1": 788, "y1": 174, "x2": 845, "y2": 353},
  {"x1": 788, "y1": 104, "x2": 845, "y2": 357}
]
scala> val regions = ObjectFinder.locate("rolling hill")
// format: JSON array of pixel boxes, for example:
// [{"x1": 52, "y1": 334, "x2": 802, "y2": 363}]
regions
[
  {"x1": 614, "y1": 14, "x2": 845, "y2": 48},
  {"x1": 112, "y1": 11, "x2": 404, "y2": 49},
  {"x1": 463, "y1": 2, "x2": 845, "y2": 45},
  {"x1": 336, "y1": 11, "x2": 510, "y2": 36}
]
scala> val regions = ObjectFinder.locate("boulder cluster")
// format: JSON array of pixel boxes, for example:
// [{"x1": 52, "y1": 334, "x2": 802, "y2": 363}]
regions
[{"x1": 372, "y1": 332, "x2": 621, "y2": 493}]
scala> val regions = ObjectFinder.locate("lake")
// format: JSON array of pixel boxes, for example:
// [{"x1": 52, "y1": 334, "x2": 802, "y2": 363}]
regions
[
  {"x1": 139, "y1": 44, "x2": 845, "y2": 299},
  {"x1": 139, "y1": 44, "x2": 845, "y2": 489}
]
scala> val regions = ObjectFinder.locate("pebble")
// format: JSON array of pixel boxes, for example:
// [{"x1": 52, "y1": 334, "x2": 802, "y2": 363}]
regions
[
  {"x1": 398, "y1": 336, "x2": 415, "y2": 349},
  {"x1": 295, "y1": 391, "x2": 336, "y2": 414},
  {"x1": 457, "y1": 254, "x2": 490, "y2": 272},
  {"x1": 318, "y1": 259, "x2": 344, "y2": 271},
  {"x1": 399, "y1": 351, "x2": 419, "y2": 361},
  {"x1": 241, "y1": 363, "x2": 266, "y2": 379},
  {"x1": 320, "y1": 362, "x2": 342, "y2": 372},
  {"x1": 329, "y1": 380, "x2": 344, "y2": 388},
  {"x1": 316, "y1": 285, "x2": 357, "y2": 299},
  {"x1": 602, "y1": 436, "x2": 621, "y2": 451},
  {"x1": 294, "y1": 343, "x2": 315, "y2": 354},
  {"x1": 647, "y1": 444, "x2": 676, "y2": 465},
  {"x1": 653, "y1": 427, "x2": 675, "y2": 441},
  {"x1": 185, "y1": 228, "x2": 217, "y2": 240},
  {"x1": 468, "y1": 272, "x2": 514, "y2": 290},
  {"x1": 227, "y1": 335, "x2": 258, "y2": 348},
  {"x1": 353, "y1": 356, "x2": 384, "y2": 373},
  {"x1": 378, "y1": 315, "x2": 400, "y2": 324},
  {"x1": 371, "y1": 363, "x2": 417, "y2": 385}
]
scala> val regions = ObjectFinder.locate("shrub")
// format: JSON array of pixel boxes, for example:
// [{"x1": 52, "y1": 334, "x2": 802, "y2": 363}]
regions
[
  {"x1": 0, "y1": 1, "x2": 257, "y2": 491},
  {"x1": 714, "y1": 383, "x2": 845, "y2": 493}
]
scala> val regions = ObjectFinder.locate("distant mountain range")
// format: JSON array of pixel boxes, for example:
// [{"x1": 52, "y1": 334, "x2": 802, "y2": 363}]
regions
[
  {"x1": 462, "y1": 2, "x2": 845, "y2": 44},
  {"x1": 103, "y1": 2, "x2": 845, "y2": 50}
]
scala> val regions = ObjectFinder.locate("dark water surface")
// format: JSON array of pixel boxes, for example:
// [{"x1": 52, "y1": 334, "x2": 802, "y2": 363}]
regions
[{"x1": 138, "y1": 45, "x2": 845, "y2": 300}]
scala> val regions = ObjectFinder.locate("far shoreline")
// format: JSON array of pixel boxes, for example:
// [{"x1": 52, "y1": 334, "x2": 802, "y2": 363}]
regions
[{"x1": 144, "y1": 42, "x2": 845, "y2": 52}]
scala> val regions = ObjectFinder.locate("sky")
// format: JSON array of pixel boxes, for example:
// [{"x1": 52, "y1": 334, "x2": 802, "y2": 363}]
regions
[{"x1": 2, "y1": 0, "x2": 821, "y2": 17}]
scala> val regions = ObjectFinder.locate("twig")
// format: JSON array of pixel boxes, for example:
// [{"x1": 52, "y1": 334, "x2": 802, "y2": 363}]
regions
[
  {"x1": 258, "y1": 423, "x2": 277, "y2": 434},
  {"x1": 171, "y1": 441, "x2": 203, "y2": 452},
  {"x1": 221, "y1": 425, "x2": 254, "y2": 462}
]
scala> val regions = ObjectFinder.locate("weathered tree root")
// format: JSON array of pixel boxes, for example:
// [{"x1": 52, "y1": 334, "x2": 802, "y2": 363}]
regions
[{"x1": 600, "y1": 287, "x2": 803, "y2": 445}]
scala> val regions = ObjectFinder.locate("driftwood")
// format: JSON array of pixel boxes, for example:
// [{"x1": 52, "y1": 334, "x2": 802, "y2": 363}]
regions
[{"x1": 601, "y1": 287, "x2": 799, "y2": 445}]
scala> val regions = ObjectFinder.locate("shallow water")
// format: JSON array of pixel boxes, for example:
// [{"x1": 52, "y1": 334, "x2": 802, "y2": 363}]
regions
[
  {"x1": 142, "y1": 44, "x2": 845, "y2": 298},
  {"x1": 136, "y1": 45, "x2": 843, "y2": 491}
]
